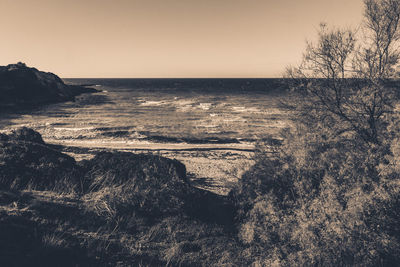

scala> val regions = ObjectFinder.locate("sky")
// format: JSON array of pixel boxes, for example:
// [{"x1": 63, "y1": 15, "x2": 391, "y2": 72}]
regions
[{"x1": 0, "y1": 0, "x2": 364, "y2": 78}]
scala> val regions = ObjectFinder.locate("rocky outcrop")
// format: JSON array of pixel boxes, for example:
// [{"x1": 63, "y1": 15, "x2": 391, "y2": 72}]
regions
[{"x1": 0, "y1": 62, "x2": 97, "y2": 110}]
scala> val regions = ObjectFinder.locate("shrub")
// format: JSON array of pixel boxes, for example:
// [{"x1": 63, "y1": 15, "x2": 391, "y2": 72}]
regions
[
  {"x1": 9, "y1": 127, "x2": 45, "y2": 144},
  {"x1": 232, "y1": 0, "x2": 400, "y2": 262},
  {"x1": 231, "y1": 122, "x2": 400, "y2": 266},
  {"x1": 0, "y1": 130, "x2": 82, "y2": 193},
  {"x1": 81, "y1": 152, "x2": 236, "y2": 226},
  {"x1": 81, "y1": 152, "x2": 191, "y2": 218}
]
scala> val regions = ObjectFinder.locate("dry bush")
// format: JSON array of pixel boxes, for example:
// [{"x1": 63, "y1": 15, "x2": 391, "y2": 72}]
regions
[
  {"x1": 0, "y1": 131, "x2": 82, "y2": 193},
  {"x1": 231, "y1": 119, "x2": 400, "y2": 266},
  {"x1": 80, "y1": 151, "x2": 190, "y2": 219},
  {"x1": 231, "y1": 1, "x2": 400, "y2": 265}
]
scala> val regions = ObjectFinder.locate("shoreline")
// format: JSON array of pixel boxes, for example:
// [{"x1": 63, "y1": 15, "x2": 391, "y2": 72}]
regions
[
  {"x1": 45, "y1": 140, "x2": 258, "y2": 195},
  {"x1": 1, "y1": 73, "x2": 287, "y2": 196},
  {"x1": 47, "y1": 139, "x2": 257, "y2": 152}
]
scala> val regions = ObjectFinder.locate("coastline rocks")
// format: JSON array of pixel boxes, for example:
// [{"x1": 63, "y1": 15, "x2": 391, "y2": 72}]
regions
[{"x1": 0, "y1": 62, "x2": 97, "y2": 110}]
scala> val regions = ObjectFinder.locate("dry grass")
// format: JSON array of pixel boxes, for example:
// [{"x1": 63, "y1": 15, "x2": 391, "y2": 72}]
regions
[{"x1": 0, "y1": 188, "x2": 245, "y2": 266}]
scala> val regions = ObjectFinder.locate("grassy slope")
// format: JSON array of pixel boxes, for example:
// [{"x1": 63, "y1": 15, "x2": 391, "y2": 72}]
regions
[
  {"x1": 0, "y1": 190, "x2": 244, "y2": 266},
  {"x1": 0, "y1": 128, "x2": 246, "y2": 266}
]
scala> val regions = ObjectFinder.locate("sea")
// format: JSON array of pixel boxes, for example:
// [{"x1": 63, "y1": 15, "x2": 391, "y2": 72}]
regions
[{"x1": 0, "y1": 78, "x2": 291, "y2": 193}]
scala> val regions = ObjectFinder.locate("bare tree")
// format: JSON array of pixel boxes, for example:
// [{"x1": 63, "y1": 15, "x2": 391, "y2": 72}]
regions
[{"x1": 287, "y1": 0, "x2": 400, "y2": 145}]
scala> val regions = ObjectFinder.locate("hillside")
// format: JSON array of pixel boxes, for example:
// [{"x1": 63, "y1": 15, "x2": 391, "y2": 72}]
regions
[{"x1": 0, "y1": 127, "x2": 239, "y2": 266}]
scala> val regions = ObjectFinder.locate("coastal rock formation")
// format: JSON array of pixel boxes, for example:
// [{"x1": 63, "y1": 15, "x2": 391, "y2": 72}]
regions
[{"x1": 0, "y1": 62, "x2": 97, "y2": 110}]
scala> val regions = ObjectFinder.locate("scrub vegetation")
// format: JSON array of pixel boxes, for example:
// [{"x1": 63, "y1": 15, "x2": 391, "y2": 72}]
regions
[{"x1": 230, "y1": 0, "x2": 400, "y2": 265}]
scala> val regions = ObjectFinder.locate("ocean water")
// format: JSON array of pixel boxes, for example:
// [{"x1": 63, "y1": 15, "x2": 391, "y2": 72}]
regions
[
  {"x1": 0, "y1": 78, "x2": 290, "y2": 149},
  {"x1": 0, "y1": 78, "x2": 291, "y2": 194}
]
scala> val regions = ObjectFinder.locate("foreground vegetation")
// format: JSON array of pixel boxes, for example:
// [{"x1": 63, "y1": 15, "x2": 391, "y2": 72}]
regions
[
  {"x1": 230, "y1": 122, "x2": 400, "y2": 266},
  {"x1": 2, "y1": 1, "x2": 400, "y2": 265},
  {"x1": 229, "y1": 0, "x2": 400, "y2": 265},
  {"x1": 2, "y1": 114, "x2": 400, "y2": 266},
  {"x1": 0, "y1": 127, "x2": 242, "y2": 266}
]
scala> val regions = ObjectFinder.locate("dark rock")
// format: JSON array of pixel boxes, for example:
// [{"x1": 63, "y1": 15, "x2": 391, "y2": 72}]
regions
[{"x1": 0, "y1": 62, "x2": 98, "y2": 110}]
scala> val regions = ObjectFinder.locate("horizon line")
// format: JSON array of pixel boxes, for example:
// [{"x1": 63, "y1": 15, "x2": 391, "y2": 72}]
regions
[{"x1": 62, "y1": 77, "x2": 285, "y2": 79}]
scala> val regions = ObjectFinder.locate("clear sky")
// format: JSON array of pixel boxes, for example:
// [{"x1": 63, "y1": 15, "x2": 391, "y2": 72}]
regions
[{"x1": 0, "y1": 0, "x2": 364, "y2": 78}]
